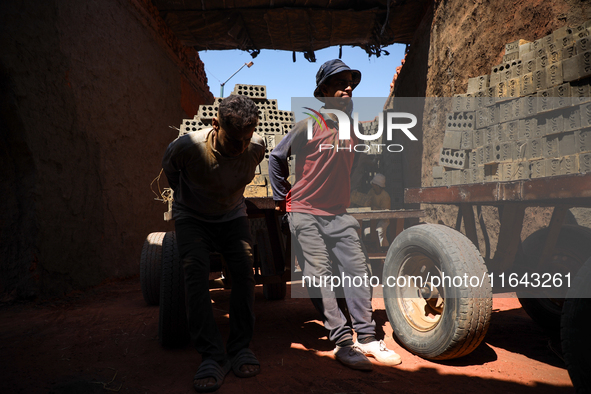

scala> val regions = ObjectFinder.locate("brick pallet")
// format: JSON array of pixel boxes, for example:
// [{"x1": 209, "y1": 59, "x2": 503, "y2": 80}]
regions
[{"x1": 434, "y1": 19, "x2": 591, "y2": 186}]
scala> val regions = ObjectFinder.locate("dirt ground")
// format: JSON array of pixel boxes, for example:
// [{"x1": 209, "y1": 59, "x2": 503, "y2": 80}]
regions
[{"x1": 0, "y1": 277, "x2": 574, "y2": 394}]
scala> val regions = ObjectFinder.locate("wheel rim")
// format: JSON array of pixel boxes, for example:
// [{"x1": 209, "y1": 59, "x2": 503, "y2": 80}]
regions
[{"x1": 396, "y1": 250, "x2": 444, "y2": 332}]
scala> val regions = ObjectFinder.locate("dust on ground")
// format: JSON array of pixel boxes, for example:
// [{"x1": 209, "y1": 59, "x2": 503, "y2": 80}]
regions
[{"x1": 0, "y1": 277, "x2": 573, "y2": 393}]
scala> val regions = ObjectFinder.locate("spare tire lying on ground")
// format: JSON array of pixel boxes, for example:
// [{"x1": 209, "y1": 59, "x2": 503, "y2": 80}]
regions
[{"x1": 383, "y1": 223, "x2": 492, "y2": 360}]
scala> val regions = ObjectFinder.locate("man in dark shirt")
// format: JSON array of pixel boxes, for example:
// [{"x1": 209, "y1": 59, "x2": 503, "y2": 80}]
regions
[{"x1": 162, "y1": 94, "x2": 265, "y2": 392}]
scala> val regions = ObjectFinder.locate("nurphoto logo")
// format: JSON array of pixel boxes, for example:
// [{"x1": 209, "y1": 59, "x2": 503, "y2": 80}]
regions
[{"x1": 303, "y1": 107, "x2": 418, "y2": 153}]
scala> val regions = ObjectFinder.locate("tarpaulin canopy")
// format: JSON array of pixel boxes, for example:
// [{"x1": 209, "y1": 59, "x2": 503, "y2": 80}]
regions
[{"x1": 151, "y1": 0, "x2": 432, "y2": 57}]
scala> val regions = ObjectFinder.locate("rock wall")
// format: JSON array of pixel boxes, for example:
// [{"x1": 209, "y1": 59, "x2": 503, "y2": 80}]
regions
[
  {"x1": 389, "y1": 2, "x2": 433, "y2": 210},
  {"x1": 0, "y1": 0, "x2": 213, "y2": 299},
  {"x1": 395, "y1": 0, "x2": 591, "y2": 256}
]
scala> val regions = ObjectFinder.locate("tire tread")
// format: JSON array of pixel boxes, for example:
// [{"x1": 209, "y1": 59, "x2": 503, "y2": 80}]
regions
[
  {"x1": 140, "y1": 232, "x2": 165, "y2": 306},
  {"x1": 158, "y1": 231, "x2": 190, "y2": 347},
  {"x1": 384, "y1": 223, "x2": 492, "y2": 360},
  {"x1": 561, "y1": 257, "x2": 591, "y2": 394}
]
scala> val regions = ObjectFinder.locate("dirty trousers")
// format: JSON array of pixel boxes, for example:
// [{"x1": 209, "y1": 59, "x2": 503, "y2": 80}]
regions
[
  {"x1": 175, "y1": 216, "x2": 255, "y2": 364},
  {"x1": 289, "y1": 212, "x2": 376, "y2": 345}
]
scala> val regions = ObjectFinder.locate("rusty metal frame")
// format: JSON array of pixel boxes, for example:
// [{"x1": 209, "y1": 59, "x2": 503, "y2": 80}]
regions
[
  {"x1": 405, "y1": 173, "x2": 591, "y2": 207},
  {"x1": 404, "y1": 173, "x2": 591, "y2": 279}
]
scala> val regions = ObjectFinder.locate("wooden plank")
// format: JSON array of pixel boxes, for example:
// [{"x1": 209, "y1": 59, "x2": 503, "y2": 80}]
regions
[
  {"x1": 404, "y1": 181, "x2": 524, "y2": 204},
  {"x1": 522, "y1": 175, "x2": 591, "y2": 202},
  {"x1": 405, "y1": 173, "x2": 591, "y2": 205},
  {"x1": 367, "y1": 252, "x2": 387, "y2": 260},
  {"x1": 460, "y1": 204, "x2": 479, "y2": 250},
  {"x1": 347, "y1": 209, "x2": 425, "y2": 220},
  {"x1": 489, "y1": 204, "x2": 526, "y2": 273}
]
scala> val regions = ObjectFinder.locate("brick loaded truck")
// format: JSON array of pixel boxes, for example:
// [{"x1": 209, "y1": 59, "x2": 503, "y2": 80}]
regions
[
  {"x1": 141, "y1": 20, "x2": 591, "y2": 389},
  {"x1": 387, "y1": 22, "x2": 591, "y2": 392}
]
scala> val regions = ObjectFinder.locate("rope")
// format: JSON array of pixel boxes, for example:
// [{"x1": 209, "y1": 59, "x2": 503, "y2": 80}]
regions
[{"x1": 150, "y1": 169, "x2": 173, "y2": 204}]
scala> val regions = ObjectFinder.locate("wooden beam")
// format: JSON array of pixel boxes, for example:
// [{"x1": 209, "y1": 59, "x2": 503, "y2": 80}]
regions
[
  {"x1": 347, "y1": 209, "x2": 425, "y2": 220},
  {"x1": 404, "y1": 173, "x2": 591, "y2": 205}
]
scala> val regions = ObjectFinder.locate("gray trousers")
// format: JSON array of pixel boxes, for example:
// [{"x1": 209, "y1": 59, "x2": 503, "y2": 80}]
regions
[{"x1": 289, "y1": 212, "x2": 376, "y2": 345}]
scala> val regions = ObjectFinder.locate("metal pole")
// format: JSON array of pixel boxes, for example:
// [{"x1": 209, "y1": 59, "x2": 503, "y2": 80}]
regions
[{"x1": 219, "y1": 62, "x2": 254, "y2": 97}]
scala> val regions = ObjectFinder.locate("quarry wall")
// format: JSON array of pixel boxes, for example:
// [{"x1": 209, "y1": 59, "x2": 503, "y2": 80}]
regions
[
  {"x1": 394, "y1": 0, "x2": 591, "y2": 258},
  {"x1": 0, "y1": 0, "x2": 212, "y2": 298}
]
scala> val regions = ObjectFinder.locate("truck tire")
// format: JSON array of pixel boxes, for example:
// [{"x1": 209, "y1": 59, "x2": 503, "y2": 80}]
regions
[
  {"x1": 158, "y1": 231, "x2": 190, "y2": 347},
  {"x1": 561, "y1": 257, "x2": 591, "y2": 394},
  {"x1": 140, "y1": 232, "x2": 165, "y2": 306},
  {"x1": 516, "y1": 225, "x2": 591, "y2": 334},
  {"x1": 383, "y1": 224, "x2": 492, "y2": 360}
]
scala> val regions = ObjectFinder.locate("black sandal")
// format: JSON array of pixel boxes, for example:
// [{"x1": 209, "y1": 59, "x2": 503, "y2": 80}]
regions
[
  {"x1": 231, "y1": 348, "x2": 261, "y2": 378},
  {"x1": 193, "y1": 359, "x2": 231, "y2": 393}
]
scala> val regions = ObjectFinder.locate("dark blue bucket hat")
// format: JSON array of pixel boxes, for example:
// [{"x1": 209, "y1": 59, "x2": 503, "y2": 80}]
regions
[{"x1": 313, "y1": 59, "x2": 362, "y2": 99}]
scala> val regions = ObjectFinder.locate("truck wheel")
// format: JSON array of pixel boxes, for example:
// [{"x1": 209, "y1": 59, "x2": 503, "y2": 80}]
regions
[
  {"x1": 516, "y1": 225, "x2": 591, "y2": 334},
  {"x1": 158, "y1": 231, "x2": 190, "y2": 347},
  {"x1": 140, "y1": 232, "x2": 165, "y2": 306},
  {"x1": 561, "y1": 256, "x2": 591, "y2": 394},
  {"x1": 383, "y1": 224, "x2": 492, "y2": 360}
]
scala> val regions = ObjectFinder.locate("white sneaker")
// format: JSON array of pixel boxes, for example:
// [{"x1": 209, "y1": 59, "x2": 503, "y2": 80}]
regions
[
  {"x1": 333, "y1": 345, "x2": 373, "y2": 371},
  {"x1": 353, "y1": 340, "x2": 402, "y2": 366}
]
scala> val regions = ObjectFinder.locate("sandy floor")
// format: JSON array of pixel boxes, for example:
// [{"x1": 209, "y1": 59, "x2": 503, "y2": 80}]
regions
[{"x1": 0, "y1": 278, "x2": 574, "y2": 394}]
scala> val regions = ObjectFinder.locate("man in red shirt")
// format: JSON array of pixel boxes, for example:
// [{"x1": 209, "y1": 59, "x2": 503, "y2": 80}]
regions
[{"x1": 269, "y1": 59, "x2": 402, "y2": 370}]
